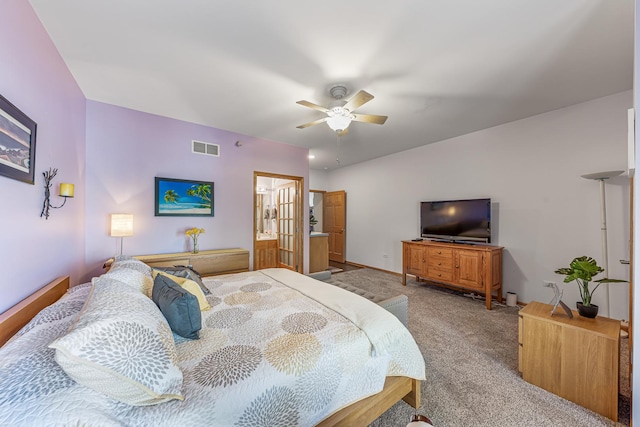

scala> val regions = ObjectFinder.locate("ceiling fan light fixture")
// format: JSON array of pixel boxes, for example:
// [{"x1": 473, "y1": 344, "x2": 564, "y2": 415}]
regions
[
  {"x1": 326, "y1": 106, "x2": 353, "y2": 131},
  {"x1": 296, "y1": 89, "x2": 386, "y2": 133},
  {"x1": 326, "y1": 115, "x2": 352, "y2": 131}
]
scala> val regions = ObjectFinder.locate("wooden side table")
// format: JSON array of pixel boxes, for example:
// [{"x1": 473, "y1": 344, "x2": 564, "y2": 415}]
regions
[{"x1": 518, "y1": 301, "x2": 620, "y2": 421}]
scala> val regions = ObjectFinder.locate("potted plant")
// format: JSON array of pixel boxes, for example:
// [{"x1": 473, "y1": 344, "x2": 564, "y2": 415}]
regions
[{"x1": 554, "y1": 256, "x2": 627, "y2": 318}]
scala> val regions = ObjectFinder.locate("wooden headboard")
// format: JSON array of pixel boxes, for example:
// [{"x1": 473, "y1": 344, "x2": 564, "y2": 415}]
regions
[{"x1": 0, "y1": 276, "x2": 70, "y2": 347}]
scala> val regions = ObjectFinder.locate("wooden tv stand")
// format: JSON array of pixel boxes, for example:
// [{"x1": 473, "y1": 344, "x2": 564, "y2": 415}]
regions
[{"x1": 402, "y1": 240, "x2": 503, "y2": 310}]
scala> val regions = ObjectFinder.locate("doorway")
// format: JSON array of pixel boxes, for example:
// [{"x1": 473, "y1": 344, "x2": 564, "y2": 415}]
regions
[{"x1": 254, "y1": 172, "x2": 304, "y2": 273}]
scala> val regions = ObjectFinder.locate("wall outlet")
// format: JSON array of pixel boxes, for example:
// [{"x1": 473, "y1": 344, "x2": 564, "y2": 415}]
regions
[
  {"x1": 383, "y1": 253, "x2": 389, "y2": 258},
  {"x1": 543, "y1": 280, "x2": 556, "y2": 288}
]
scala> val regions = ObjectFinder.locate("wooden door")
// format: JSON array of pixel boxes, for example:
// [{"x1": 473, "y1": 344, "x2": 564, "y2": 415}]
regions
[
  {"x1": 404, "y1": 243, "x2": 426, "y2": 277},
  {"x1": 277, "y1": 182, "x2": 298, "y2": 271},
  {"x1": 324, "y1": 190, "x2": 346, "y2": 263},
  {"x1": 255, "y1": 240, "x2": 277, "y2": 270},
  {"x1": 455, "y1": 249, "x2": 483, "y2": 290}
]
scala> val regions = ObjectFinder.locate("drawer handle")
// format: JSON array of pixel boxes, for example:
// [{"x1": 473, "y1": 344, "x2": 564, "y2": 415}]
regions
[
  {"x1": 438, "y1": 262, "x2": 442, "y2": 266},
  {"x1": 436, "y1": 251, "x2": 441, "y2": 254},
  {"x1": 438, "y1": 273, "x2": 442, "y2": 277}
]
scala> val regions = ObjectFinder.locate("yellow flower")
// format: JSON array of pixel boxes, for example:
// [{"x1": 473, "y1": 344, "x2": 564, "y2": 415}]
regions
[
  {"x1": 185, "y1": 227, "x2": 205, "y2": 237},
  {"x1": 185, "y1": 227, "x2": 205, "y2": 253}
]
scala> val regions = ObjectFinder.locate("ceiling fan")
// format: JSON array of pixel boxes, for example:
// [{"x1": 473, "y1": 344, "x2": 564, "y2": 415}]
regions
[{"x1": 296, "y1": 85, "x2": 388, "y2": 135}]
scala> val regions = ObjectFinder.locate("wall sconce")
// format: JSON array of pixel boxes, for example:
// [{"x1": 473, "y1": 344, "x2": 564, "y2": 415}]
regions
[
  {"x1": 110, "y1": 214, "x2": 134, "y2": 255},
  {"x1": 40, "y1": 167, "x2": 74, "y2": 220}
]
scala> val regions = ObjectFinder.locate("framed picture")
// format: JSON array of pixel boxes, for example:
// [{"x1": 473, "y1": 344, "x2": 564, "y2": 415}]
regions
[
  {"x1": 155, "y1": 177, "x2": 214, "y2": 217},
  {"x1": 0, "y1": 94, "x2": 37, "y2": 184}
]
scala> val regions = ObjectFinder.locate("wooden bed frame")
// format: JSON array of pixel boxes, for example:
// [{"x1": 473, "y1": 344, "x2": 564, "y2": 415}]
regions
[
  {"x1": 0, "y1": 276, "x2": 69, "y2": 347},
  {"x1": 0, "y1": 275, "x2": 420, "y2": 426}
]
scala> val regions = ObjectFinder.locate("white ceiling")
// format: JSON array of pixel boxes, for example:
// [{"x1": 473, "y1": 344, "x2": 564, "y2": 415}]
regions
[{"x1": 29, "y1": 0, "x2": 633, "y2": 170}]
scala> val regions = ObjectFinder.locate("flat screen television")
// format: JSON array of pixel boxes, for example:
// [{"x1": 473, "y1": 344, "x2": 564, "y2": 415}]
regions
[{"x1": 420, "y1": 198, "x2": 491, "y2": 243}]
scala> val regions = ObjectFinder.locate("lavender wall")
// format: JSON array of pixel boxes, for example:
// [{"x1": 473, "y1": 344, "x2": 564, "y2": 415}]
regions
[
  {"x1": 0, "y1": 1, "x2": 86, "y2": 313},
  {"x1": 84, "y1": 101, "x2": 309, "y2": 281}
]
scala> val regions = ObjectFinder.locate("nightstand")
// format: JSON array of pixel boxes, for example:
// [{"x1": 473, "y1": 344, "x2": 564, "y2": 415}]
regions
[{"x1": 518, "y1": 301, "x2": 620, "y2": 421}]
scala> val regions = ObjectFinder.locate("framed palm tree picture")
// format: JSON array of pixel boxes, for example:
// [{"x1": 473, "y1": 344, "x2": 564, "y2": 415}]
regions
[{"x1": 154, "y1": 177, "x2": 214, "y2": 217}]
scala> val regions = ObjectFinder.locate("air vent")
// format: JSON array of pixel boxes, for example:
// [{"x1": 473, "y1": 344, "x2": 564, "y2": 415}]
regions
[{"x1": 192, "y1": 140, "x2": 220, "y2": 157}]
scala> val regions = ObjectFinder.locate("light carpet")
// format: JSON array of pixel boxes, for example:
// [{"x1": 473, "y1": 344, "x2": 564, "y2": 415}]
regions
[{"x1": 329, "y1": 268, "x2": 629, "y2": 427}]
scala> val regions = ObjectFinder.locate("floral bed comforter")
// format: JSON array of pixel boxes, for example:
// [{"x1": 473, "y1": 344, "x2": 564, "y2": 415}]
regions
[{"x1": 0, "y1": 268, "x2": 425, "y2": 426}]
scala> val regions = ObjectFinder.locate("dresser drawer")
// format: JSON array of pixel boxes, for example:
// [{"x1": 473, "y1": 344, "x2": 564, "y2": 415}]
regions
[
  {"x1": 428, "y1": 247, "x2": 453, "y2": 259},
  {"x1": 426, "y1": 268, "x2": 453, "y2": 282},
  {"x1": 427, "y1": 256, "x2": 453, "y2": 270}
]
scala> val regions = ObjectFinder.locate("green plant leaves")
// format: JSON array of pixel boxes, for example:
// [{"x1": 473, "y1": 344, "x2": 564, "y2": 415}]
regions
[{"x1": 554, "y1": 255, "x2": 626, "y2": 306}]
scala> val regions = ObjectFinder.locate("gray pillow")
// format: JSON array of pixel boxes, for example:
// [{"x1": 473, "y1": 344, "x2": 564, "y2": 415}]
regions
[
  {"x1": 152, "y1": 274, "x2": 201, "y2": 339},
  {"x1": 153, "y1": 266, "x2": 210, "y2": 295}
]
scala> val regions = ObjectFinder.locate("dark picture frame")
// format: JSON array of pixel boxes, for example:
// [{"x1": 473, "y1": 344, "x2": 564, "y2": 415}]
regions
[
  {"x1": 0, "y1": 94, "x2": 37, "y2": 184},
  {"x1": 155, "y1": 177, "x2": 214, "y2": 217}
]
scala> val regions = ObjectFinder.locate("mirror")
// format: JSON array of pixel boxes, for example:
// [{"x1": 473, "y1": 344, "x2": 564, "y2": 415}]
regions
[{"x1": 309, "y1": 190, "x2": 324, "y2": 233}]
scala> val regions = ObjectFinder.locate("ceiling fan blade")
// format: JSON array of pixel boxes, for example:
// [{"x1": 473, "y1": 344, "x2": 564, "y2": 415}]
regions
[
  {"x1": 296, "y1": 100, "x2": 330, "y2": 113},
  {"x1": 343, "y1": 90, "x2": 374, "y2": 112},
  {"x1": 296, "y1": 117, "x2": 328, "y2": 129},
  {"x1": 352, "y1": 113, "x2": 388, "y2": 125}
]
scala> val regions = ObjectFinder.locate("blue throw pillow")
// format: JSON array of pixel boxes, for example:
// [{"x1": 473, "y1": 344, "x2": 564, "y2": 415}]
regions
[{"x1": 152, "y1": 274, "x2": 201, "y2": 339}]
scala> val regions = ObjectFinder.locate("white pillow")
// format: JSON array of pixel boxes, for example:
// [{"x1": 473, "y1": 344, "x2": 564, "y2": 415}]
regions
[
  {"x1": 49, "y1": 275, "x2": 184, "y2": 406},
  {"x1": 104, "y1": 256, "x2": 154, "y2": 295}
]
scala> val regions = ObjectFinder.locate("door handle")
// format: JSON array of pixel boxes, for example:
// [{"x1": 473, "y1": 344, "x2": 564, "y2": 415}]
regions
[
  {"x1": 620, "y1": 259, "x2": 630, "y2": 265},
  {"x1": 339, "y1": 229, "x2": 344, "y2": 233}
]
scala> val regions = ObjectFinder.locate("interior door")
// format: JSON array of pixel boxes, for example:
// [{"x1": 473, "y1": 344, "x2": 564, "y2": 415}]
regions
[
  {"x1": 253, "y1": 172, "x2": 303, "y2": 273},
  {"x1": 324, "y1": 190, "x2": 346, "y2": 263},
  {"x1": 277, "y1": 182, "x2": 298, "y2": 271}
]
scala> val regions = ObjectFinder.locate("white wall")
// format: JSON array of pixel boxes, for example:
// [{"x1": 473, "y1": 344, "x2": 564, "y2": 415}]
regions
[
  {"x1": 310, "y1": 169, "x2": 329, "y2": 190},
  {"x1": 324, "y1": 91, "x2": 632, "y2": 320}
]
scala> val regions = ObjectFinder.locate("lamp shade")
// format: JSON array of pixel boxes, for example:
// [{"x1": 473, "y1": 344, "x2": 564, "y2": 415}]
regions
[
  {"x1": 59, "y1": 183, "x2": 74, "y2": 197},
  {"x1": 110, "y1": 214, "x2": 134, "y2": 237}
]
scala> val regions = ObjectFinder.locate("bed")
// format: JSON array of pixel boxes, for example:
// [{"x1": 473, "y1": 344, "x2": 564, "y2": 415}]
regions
[{"x1": 0, "y1": 257, "x2": 425, "y2": 426}]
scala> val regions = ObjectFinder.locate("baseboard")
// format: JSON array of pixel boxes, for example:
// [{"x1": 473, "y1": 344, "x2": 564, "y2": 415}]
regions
[{"x1": 343, "y1": 261, "x2": 402, "y2": 277}]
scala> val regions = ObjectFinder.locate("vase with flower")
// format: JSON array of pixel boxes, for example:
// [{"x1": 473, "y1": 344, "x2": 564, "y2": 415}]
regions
[{"x1": 185, "y1": 227, "x2": 205, "y2": 254}]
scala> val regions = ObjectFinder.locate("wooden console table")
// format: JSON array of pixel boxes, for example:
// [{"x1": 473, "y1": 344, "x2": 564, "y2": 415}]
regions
[
  {"x1": 402, "y1": 240, "x2": 503, "y2": 310},
  {"x1": 518, "y1": 301, "x2": 620, "y2": 421},
  {"x1": 105, "y1": 248, "x2": 250, "y2": 277}
]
